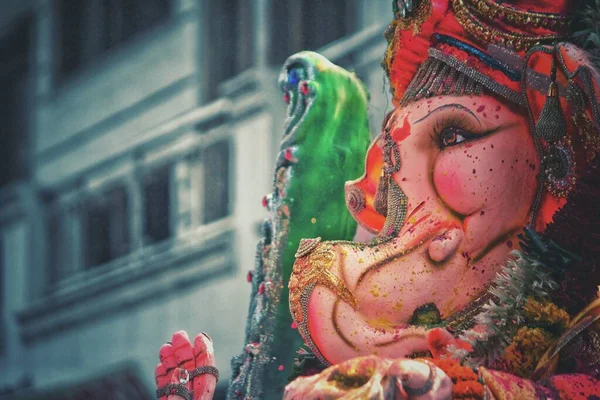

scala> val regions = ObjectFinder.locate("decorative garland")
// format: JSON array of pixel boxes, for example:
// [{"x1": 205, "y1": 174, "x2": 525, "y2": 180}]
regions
[
  {"x1": 452, "y1": 228, "x2": 577, "y2": 372},
  {"x1": 424, "y1": 358, "x2": 485, "y2": 399}
]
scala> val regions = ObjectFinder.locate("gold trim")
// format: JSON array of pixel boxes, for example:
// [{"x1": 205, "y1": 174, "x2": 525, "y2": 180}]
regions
[
  {"x1": 470, "y1": 0, "x2": 569, "y2": 29},
  {"x1": 295, "y1": 237, "x2": 322, "y2": 258},
  {"x1": 452, "y1": 0, "x2": 564, "y2": 51},
  {"x1": 289, "y1": 243, "x2": 358, "y2": 327},
  {"x1": 396, "y1": 0, "x2": 432, "y2": 34}
]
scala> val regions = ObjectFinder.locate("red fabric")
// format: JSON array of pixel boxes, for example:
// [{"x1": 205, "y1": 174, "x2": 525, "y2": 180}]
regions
[
  {"x1": 385, "y1": 0, "x2": 573, "y2": 105},
  {"x1": 387, "y1": 0, "x2": 451, "y2": 104}
]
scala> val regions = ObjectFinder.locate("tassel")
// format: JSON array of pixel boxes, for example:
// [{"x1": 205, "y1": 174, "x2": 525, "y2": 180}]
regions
[
  {"x1": 374, "y1": 171, "x2": 389, "y2": 217},
  {"x1": 535, "y1": 60, "x2": 567, "y2": 142}
]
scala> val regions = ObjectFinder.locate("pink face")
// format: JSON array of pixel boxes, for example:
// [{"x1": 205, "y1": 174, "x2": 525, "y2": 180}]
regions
[
  {"x1": 294, "y1": 94, "x2": 542, "y2": 364},
  {"x1": 410, "y1": 95, "x2": 539, "y2": 259}
]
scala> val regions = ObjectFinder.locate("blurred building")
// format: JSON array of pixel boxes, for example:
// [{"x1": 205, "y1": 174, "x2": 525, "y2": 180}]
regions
[{"x1": 0, "y1": 1, "x2": 392, "y2": 398}]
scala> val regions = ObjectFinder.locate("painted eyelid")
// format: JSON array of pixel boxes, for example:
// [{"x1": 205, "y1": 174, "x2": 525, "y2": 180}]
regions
[
  {"x1": 441, "y1": 125, "x2": 489, "y2": 139},
  {"x1": 439, "y1": 127, "x2": 482, "y2": 147},
  {"x1": 432, "y1": 115, "x2": 476, "y2": 135},
  {"x1": 454, "y1": 129, "x2": 480, "y2": 139}
]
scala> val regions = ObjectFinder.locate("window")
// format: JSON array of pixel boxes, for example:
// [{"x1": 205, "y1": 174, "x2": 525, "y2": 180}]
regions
[
  {"x1": 143, "y1": 164, "x2": 171, "y2": 245},
  {"x1": 42, "y1": 137, "x2": 232, "y2": 289},
  {"x1": 203, "y1": 140, "x2": 231, "y2": 224},
  {"x1": 84, "y1": 185, "x2": 130, "y2": 268},
  {"x1": 46, "y1": 196, "x2": 83, "y2": 285},
  {"x1": 205, "y1": 0, "x2": 253, "y2": 100},
  {"x1": 47, "y1": 207, "x2": 68, "y2": 284},
  {"x1": 0, "y1": 16, "x2": 31, "y2": 188},
  {"x1": 56, "y1": 0, "x2": 170, "y2": 80},
  {"x1": 46, "y1": 186, "x2": 129, "y2": 283},
  {"x1": 269, "y1": 0, "x2": 355, "y2": 64},
  {"x1": 0, "y1": 239, "x2": 4, "y2": 356}
]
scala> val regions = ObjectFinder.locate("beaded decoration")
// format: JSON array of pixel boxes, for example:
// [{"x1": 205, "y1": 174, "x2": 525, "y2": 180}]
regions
[
  {"x1": 452, "y1": 0, "x2": 565, "y2": 51},
  {"x1": 469, "y1": 0, "x2": 570, "y2": 30},
  {"x1": 393, "y1": 0, "x2": 433, "y2": 34}
]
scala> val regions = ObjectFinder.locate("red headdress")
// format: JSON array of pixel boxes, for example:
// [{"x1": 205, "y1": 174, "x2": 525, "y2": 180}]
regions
[{"x1": 346, "y1": 0, "x2": 600, "y2": 234}]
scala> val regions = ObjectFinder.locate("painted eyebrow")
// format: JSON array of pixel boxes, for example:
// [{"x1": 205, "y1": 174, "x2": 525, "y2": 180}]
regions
[{"x1": 414, "y1": 103, "x2": 481, "y2": 126}]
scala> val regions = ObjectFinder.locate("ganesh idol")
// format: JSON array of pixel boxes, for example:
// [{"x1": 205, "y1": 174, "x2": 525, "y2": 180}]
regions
[{"x1": 153, "y1": 0, "x2": 600, "y2": 399}]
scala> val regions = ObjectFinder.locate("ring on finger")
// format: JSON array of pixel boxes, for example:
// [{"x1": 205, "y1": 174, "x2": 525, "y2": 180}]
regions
[{"x1": 400, "y1": 360, "x2": 436, "y2": 397}]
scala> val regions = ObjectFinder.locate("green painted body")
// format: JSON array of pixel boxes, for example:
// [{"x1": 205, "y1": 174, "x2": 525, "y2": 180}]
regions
[{"x1": 227, "y1": 52, "x2": 371, "y2": 400}]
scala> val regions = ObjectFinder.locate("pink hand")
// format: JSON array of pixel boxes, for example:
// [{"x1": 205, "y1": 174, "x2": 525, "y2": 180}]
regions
[{"x1": 155, "y1": 331, "x2": 218, "y2": 400}]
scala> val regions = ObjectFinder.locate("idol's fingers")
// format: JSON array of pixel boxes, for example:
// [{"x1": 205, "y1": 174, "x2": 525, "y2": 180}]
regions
[
  {"x1": 155, "y1": 363, "x2": 169, "y2": 400},
  {"x1": 192, "y1": 332, "x2": 217, "y2": 400},
  {"x1": 170, "y1": 331, "x2": 196, "y2": 399},
  {"x1": 159, "y1": 342, "x2": 178, "y2": 375},
  {"x1": 159, "y1": 342, "x2": 189, "y2": 400},
  {"x1": 172, "y1": 331, "x2": 196, "y2": 371}
]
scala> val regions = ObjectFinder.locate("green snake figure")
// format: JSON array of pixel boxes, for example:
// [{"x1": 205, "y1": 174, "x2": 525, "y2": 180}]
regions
[{"x1": 227, "y1": 52, "x2": 371, "y2": 400}]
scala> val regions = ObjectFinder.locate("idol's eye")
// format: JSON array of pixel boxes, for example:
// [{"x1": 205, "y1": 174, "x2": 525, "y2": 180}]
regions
[
  {"x1": 438, "y1": 126, "x2": 479, "y2": 148},
  {"x1": 431, "y1": 114, "x2": 497, "y2": 149},
  {"x1": 440, "y1": 127, "x2": 466, "y2": 147}
]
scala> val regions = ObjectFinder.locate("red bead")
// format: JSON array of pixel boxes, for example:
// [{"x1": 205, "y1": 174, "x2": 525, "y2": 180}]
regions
[
  {"x1": 261, "y1": 195, "x2": 268, "y2": 208},
  {"x1": 291, "y1": 321, "x2": 298, "y2": 329},
  {"x1": 300, "y1": 82, "x2": 310, "y2": 95},
  {"x1": 258, "y1": 282, "x2": 265, "y2": 294},
  {"x1": 283, "y1": 93, "x2": 290, "y2": 104},
  {"x1": 284, "y1": 148, "x2": 293, "y2": 161},
  {"x1": 246, "y1": 271, "x2": 253, "y2": 283}
]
